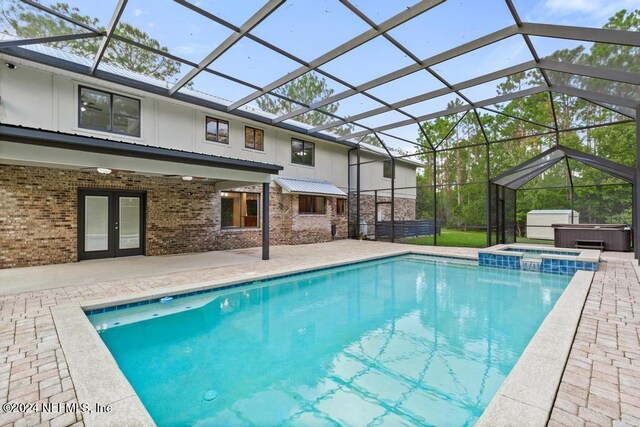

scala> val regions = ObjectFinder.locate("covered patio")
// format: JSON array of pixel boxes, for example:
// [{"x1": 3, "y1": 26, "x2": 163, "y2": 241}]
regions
[{"x1": 0, "y1": 124, "x2": 281, "y2": 267}]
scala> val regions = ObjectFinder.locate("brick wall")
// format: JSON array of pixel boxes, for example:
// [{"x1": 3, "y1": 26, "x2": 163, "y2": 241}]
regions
[{"x1": 0, "y1": 164, "x2": 349, "y2": 268}]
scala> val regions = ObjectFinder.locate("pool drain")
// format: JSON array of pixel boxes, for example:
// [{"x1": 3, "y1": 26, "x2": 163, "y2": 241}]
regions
[{"x1": 203, "y1": 390, "x2": 219, "y2": 401}]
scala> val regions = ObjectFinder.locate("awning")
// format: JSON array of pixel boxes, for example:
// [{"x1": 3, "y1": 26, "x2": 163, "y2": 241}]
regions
[{"x1": 274, "y1": 176, "x2": 347, "y2": 198}]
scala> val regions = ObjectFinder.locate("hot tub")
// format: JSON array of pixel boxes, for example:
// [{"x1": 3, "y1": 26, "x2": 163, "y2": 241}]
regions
[{"x1": 552, "y1": 224, "x2": 632, "y2": 252}]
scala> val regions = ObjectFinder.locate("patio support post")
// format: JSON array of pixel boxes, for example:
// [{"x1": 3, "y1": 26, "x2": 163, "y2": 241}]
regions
[
  {"x1": 433, "y1": 150, "x2": 437, "y2": 246},
  {"x1": 347, "y1": 148, "x2": 353, "y2": 238},
  {"x1": 635, "y1": 105, "x2": 640, "y2": 262},
  {"x1": 262, "y1": 182, "x2": 270, "y2": 261},
  {"x1": 566, "y1": 157, "x2": 575, "y2": 224},
  {"x1": 486, "y1": 144, "x2": 492, "y2": 246},
  {"x1": 356, "y1": 146, "x2": 361, "y2": 238},
  {"x1": 374, "y1": 190, "x2": 378, "y2": 240},
  {"x1": 391, "y1": 157, "x2": 395, "y2": 243}
]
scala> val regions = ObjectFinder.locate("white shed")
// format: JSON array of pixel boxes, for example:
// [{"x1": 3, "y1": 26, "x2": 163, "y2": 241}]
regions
[{"x1": 527, "y1": 210, "x2": 579, "y2": 240}]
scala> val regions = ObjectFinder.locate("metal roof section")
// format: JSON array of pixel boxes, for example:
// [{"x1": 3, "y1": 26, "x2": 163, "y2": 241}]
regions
[
  {"x1": 274, "y1": 176, "x2": 347, "y2": 198},
  {"x1": 0, "y1": 124, "x2": 283, "y2": 175}
]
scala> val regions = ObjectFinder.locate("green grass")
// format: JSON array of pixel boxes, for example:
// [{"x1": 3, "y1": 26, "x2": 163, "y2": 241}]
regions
[
  {"x1": 403, "y1": 229, "x2": 554, "y2": 248},
  {"x1": 404, "y1": 229, "x2": 486, "y2": 248},
  {"x1": 515, "y1": 236, "x2": 554, "y2": 245}
]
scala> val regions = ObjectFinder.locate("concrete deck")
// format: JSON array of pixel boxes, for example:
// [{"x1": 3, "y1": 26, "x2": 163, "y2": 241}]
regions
[{"x1": 0, "y1": 241, "x2": 638, "y2": 426}]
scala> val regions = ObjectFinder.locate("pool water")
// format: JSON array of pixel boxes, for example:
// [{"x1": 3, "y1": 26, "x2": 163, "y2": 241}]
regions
[
  {"x1": 502, "y1": 247, "x2": 580, "y2": 259},
  {"x1": 90, "y1": 255, "x2": 571, "y2": 426}
]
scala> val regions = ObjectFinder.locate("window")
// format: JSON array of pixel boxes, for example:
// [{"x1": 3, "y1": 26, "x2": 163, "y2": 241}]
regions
[
  {"x1": 383, "y1": 160, "x2": 394, "y2": 179},
  {"x1": 206, "y1": 116, "x2": 230, "y2": 144},
  {"x1": 299, "y1": 195, "x2": 325, "y2": 214},
  {"x1": 336, "y1": 198, "x2": 346, "y2": 215},
  {"x1": 221, "y1": 192, "x2": 260, "y2": 228},
  {"x1": 79, "y1": 86, "x2": 140, "y2": 137},
  {"x1": 291, "y1": 139, "x2": 315, "y2": 166},
  {"x1": 245, "y1": 126, "x2": 264, "y2": 150}
]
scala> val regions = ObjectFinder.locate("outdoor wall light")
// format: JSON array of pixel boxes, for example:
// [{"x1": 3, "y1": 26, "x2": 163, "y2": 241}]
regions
[
  {"x1": 181, "y1": 176, "x2": 193, "y2": 181},
  {"x1": 97, "y1": 168, "x2": 112, "y2": 175}
]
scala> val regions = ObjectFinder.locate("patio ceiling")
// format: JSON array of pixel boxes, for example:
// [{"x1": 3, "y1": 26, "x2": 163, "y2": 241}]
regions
[{"x1": 0, "y1": 0, "x2": 638, "y2": 157}]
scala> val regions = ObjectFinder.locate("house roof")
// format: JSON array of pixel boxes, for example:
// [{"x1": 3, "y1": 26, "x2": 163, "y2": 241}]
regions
[
  {"x1": 0, "y1": 124, "x2": 283, "y2": 174},
  {"x1": 274, "y1": 176, "x2": 347, "y2": 198}
]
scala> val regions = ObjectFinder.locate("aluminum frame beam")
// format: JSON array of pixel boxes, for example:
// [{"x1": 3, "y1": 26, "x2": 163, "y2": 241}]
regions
[
  {"x1": 519, "y1": 22, "x2": 640, "y2": 47},
  {"x1": 0, "y1": 33, "x2": 100, "y2": 48},
  {"x1": 91, "y1": 0, "x2": 127, "y2": 74},
  {"x1": 168, "y1": 0, "x2": 285, "y2": 95},
  {"x1": 539, "y1": 59, "x2": 640, "y2": 86},
  {"x1": 226, "y1": 0, "x2": 446, "y2": 112},
  {"x1": 552, "y1": 85, "x2": 639, "y2": 110},
  {"x1": 341, "y1": 85, "x2": 549, "y2": 140},
  {"x1": 19, "y1": 0, "x2": 103, "y2": 34},
  {"x1": 310, "y1": 60, "x2": 537, "y2": 133},
  {"x1": 273, "y1": 25, "x2": 520, "y2": 123}
]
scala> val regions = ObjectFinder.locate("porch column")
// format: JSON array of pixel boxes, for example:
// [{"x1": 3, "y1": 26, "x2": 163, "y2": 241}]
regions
[
  {"x1": 635, "y1": 105, "x2": 640, "y2": 262},
  {"x1": 262, "y1": 182, "x2": 270, "y2": 261}
]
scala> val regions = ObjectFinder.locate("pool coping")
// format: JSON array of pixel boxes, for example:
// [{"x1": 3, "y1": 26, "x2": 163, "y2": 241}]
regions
[
  {"x1": 52, "y1": 249, "x2": 587, "y2": 426},
  {"x1": 476, "y1": 269, "x2": 595, "y2": 426},
  {"x1": 481, "y1": 243, "x2": 601, "y2": 263}
]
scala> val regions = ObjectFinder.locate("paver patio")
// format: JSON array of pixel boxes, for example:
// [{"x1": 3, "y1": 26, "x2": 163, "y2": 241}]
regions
[{"x1": 0, "y1": 241, "x2": 638, "y2": 426}]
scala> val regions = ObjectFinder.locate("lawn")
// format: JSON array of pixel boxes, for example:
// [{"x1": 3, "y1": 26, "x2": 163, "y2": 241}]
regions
[{"x1": 403, "y1": 229, "x2": 553, "y2": 248}]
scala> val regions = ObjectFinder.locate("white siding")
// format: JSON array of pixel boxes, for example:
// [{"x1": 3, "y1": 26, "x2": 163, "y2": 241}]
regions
[
  {"x1": 349, "y1": 151, "x2": 417, "y2": 199},
  {"x1": 0, "y1": 58, "x2": 415, "y2": 194}
]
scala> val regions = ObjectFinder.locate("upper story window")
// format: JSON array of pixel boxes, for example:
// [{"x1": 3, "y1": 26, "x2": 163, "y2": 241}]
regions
[
  {"x1": 79, "y1": 86, "x2": 140, "y2": 137},
  {"x1": 206, "y1": 116, "x2": 229, "y2": 144},
  {"x1": 383, "y1": 160, "x2": 394, "y2": 179},
  {"x1": 245, "y1": 126, "x2": 264, "y2": 151},
  {"x1": 291, "y1": 138, "x2": 315, "y2": 166}
]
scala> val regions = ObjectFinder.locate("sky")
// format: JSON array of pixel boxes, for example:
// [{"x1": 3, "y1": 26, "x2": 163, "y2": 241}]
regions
[{"x1": 18, "y1": 0, "x2": 640, "y2": 150}]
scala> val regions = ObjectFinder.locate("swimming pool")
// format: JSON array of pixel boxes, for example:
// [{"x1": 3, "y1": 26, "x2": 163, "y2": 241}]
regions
[{"x1": 89, "y1": 255, "x2": 571, "y2": 426}]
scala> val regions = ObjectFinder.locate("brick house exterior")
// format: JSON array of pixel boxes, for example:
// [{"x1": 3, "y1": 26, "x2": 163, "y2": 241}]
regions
[{"x1": 0, "y1": 51, "x2": 417, "y2": 269}]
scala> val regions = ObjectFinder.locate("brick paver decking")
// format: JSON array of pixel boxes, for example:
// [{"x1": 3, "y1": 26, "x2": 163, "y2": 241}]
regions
[
  {"x1": 549, "y1": 252, "x2": 640, "y2": 427},
  {"x1": 1, "y1": 242, "x2": 638, "y2": 426}
]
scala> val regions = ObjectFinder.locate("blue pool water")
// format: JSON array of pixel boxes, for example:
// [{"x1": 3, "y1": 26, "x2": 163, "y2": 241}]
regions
[
  {"x1": 502, "y1": 247, "x2": 581, "y2": 258},
  {"x1": 89, "y1": 255, "x2": 571, "y2": 426}
]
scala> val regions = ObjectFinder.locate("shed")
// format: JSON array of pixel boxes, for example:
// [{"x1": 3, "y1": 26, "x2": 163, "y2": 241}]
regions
[{"x1": 527, "y1": 210, "x2": 579, "y2": 240}]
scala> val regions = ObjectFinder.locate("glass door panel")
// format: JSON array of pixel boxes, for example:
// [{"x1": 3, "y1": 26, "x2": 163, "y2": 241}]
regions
[
  {"x1": 84, "y1": 196, "x2": 109, "y2": 252},
  {"x1": 79, "y1": 190, "x2": 144, "y2": 260},
  {"x1": 118, "y1": 197, "x2": 140, "y2": 249}
]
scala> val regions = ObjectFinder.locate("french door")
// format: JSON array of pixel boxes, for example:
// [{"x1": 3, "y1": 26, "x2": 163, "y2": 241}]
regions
[{"x1": 78, "y1": 189, "x2": 146, "y2": 260}]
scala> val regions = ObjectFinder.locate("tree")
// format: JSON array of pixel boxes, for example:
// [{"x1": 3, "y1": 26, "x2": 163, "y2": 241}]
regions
[
  {"x1": 410, "y1": 9, "x2": 638, "y2": 236},
  {"x1": 1, "y1": 2, "x2": 182, "y2": 81}
]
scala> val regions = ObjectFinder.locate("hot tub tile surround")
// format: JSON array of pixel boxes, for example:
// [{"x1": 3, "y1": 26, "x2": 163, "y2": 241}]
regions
[{"x1": 479, "y1": 244, "x2": 600, "y2": 275}]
